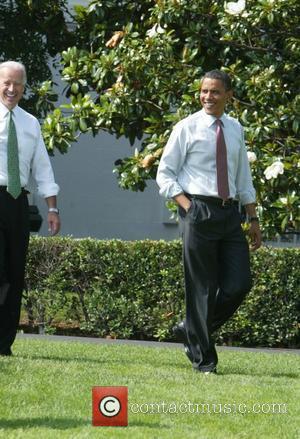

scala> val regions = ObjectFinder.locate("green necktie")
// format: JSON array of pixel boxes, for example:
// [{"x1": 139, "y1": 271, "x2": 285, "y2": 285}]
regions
[{"x1": 7, "y1": 111, "x2": 21, "y2": 199}]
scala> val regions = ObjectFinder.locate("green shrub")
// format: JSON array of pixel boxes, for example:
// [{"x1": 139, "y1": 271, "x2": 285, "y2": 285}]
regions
[{"x1": 23, "y1": 237, "x2": 299, "y2": 347}]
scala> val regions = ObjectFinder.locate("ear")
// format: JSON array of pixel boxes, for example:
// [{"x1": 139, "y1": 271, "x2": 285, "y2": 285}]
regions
[{"x1": 226, "y1": 90, "x2": 233, "y2": 100}]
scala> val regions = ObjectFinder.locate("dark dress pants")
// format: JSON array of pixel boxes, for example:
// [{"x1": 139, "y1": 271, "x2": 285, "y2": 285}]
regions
[
  {"x1": 0, "y1": 190, "x2": 29, "y2": 354},
  {"x1": 179, "y1": 198, "x2": 252, "y2": 371}
]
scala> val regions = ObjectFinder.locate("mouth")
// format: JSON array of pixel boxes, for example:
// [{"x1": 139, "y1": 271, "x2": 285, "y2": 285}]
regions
[
  {"x1": 203, "y1": 102, "x2": 215, "y2": 108},
  {"x1": 5, "y1": 93, "x2": 17, "y2": 102}
]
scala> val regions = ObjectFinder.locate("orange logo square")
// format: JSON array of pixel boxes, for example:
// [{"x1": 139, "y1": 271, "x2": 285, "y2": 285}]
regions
[{"x1": 92, "y1": 386, "x2": 128, "y2": 427}]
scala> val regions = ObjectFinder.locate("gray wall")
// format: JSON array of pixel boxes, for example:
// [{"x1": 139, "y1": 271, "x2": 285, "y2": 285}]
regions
[{"x1": 30, "y1": 132, "x2": 179, "y2": 240}]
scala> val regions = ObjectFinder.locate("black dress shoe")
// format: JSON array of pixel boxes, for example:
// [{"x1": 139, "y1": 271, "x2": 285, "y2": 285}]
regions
[
  {"x1": 173, "y1": 322, "x2": 193, "y2": 362},
  {"x1": 184, "y1": 345, "x2": 193, "y2": 363},
  {"x1": 194, "y1": 362, "x2": 217, "y2": 374},
  {"x1": 0, "y1": 348, "x2": 12, "y2": 356},
  {"x1": 173, "y1": 322, "x2": 218, "y2": 367},
  {"x1": 195, "y1": 342, "x2": 218, "y2": 372},
  {"x1": 172, "y1": 321, "x2": 188, "y2": 344},
  {"x1": 196, "y1": 367, "x2": 217, "y2": 375},
  {"x1": 207, "y1": 342, "x2": 218, "y2": 365}
]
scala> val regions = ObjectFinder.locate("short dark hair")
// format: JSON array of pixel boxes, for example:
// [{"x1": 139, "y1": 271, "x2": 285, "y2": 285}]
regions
[{"x1": 202, "y1": 70, "x2": 232, "y2": 91}]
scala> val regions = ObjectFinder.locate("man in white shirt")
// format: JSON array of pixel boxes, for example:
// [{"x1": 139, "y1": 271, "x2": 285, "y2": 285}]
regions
[
  {"x1": 157, "y1": 70, "x2": 261, "y2": 374},
  {"x1": 0, "y1": 61, "x2": 60, "y2": 356}
]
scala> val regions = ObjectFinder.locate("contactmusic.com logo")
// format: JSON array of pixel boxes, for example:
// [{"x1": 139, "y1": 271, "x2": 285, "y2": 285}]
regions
[{"x1": 92, "y1": 386, "x2": 128, "y2": 427}]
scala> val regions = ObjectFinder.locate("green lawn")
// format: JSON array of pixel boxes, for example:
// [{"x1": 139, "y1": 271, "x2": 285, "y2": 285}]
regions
[{"x1": 0, "y1": 338, "x2": 299, "y2": 439}]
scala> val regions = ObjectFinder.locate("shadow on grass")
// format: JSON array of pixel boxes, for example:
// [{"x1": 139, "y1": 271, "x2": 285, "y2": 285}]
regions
[
  {"x1": 129, "y1": 420, "x2": 170, "y2": 429},
  {"x1": 0, "y1": 417, "x2": 168, "y2": 431},
  {"x1": 15, "y1": 352, "x2": 176, "y2": 369},
  {"x1": 15, "y1": 353, "x2": 115, "y2": 366},
  {"x1": 0, "y1": 417, "x2": 89, "y2": 430},
  {"x1": 175, "y1": 360, "x2": 299, "y2": 379},
  {"x1": 214, "y1": 362, "x2": 300, "y2": 379},
  {"x1": 220, "y1": 370, "x2": 299, "y2": 379},
  {"x1": 13, "y1": 352, "x2": 300, "y2": 380}
]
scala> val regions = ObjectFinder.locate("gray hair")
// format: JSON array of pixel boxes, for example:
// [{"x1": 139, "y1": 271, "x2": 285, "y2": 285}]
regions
[{"x1": 0, "y1": 61, "x2": 27, "y2": 85}]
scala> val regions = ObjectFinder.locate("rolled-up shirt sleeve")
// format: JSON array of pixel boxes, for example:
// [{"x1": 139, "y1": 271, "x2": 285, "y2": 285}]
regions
[
  {"x1": 235, "y1": 127, "x2": 256, "y2": 205},
  {"x1": 156, "y1": 123, "x2": 187, "y2": 199},
  {"x1": 30, "y1": 123, "x2": 60, "y2": 198}
]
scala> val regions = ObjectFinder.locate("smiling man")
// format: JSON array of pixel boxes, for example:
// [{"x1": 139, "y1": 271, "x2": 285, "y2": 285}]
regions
[
  {"x1": 0, "y1": 61, "x2": 60, "y2": 356},
  {"x1": 156, "y1": 70, "x2": 261, "y2": 374}
]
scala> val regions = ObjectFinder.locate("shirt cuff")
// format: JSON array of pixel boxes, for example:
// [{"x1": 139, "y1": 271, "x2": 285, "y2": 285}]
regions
[
  {"x1": 159, "y1": 182, "x2": 183, "y2": 199},
  {"x1": 239, "y1": 194, "x2": 256, "y2": 206},
  {"x1": 37, "y1": 183, "x2": 60, "y2": 199}
]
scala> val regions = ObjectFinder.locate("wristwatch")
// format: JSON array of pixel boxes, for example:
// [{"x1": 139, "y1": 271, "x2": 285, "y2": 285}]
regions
[
  {"x1": 48, "y1": 207, "x2": 59, "y2": 214},
  {"x1": 249, "y1": 216, "x2": 259, "y2": 222}
]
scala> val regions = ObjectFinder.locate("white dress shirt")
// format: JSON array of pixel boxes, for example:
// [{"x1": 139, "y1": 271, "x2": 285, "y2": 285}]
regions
[
  {"x1": 0, "y1": 102, "x2": 59, "y2": 198},
  {"x1": 156, "y1": 108, "x2": 256, "y2": 206}
]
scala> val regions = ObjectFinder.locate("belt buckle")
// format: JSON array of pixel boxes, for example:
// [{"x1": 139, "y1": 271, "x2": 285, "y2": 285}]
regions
[{"x1": 222, "y1": 199, "x2": 231, "y2": 207}]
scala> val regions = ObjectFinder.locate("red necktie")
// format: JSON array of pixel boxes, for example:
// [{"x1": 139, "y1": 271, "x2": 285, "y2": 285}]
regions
[{"x1": 216, "y1": 119, "x2": 230, "y2": 201}]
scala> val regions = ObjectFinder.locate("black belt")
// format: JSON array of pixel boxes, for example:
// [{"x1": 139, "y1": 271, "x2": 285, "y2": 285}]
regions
[
  {"x1": 0, "y1": 186, "x2": 28, "y2": 194},
  {"x1": 186, "y1": 194, "x2": 238, "y2": 207}
]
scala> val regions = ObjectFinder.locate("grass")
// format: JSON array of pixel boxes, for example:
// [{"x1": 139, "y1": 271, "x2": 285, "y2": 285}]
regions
[{"x1": 0, "y1": 337, "x2": 299, "y2": 439}]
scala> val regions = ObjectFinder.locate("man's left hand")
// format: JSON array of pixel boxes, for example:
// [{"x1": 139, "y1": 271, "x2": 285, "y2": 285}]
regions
[
  {"x1": 48, "y1": 212, "x2": 60, "y2": 236},
  {"x1": 248, "y1": 221, "x2": 262, "y2": 251}
]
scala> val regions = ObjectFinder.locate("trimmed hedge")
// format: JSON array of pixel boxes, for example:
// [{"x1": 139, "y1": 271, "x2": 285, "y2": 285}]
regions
[{"x1": 23, "y1": 237, "x2": 300, "y2": 347}]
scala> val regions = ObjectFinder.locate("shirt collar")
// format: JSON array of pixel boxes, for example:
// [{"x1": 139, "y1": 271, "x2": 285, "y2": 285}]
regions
[
  {"x1": 0, "y1": 101, "x2": 19, "y2": 118},
  {"x1": 200, "y1": 108, "x2": 228, "y2": 127}
]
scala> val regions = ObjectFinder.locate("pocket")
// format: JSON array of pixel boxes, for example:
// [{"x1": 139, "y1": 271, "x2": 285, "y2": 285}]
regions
[
  {"x1": 187, "y1": 199, "x2": 211, "y2": 223},
  {"x1": 186, "y1": 198, "x2": 194, "y2": 215}
]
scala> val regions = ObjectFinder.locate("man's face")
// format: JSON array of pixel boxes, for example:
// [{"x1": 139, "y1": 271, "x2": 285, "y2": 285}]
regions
[
  {"x1": 0, "y1": 67, "x2": 24, "y2": 110},
  {"x1": 200, "y1": 78, "x2": 232, "y2": 118}
]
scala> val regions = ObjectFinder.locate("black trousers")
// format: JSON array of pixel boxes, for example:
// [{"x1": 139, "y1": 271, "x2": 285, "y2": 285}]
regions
[
  {"x1": 179, "y1": 197, "x2": 252, "y2": 370},
  {"x1": 0, "y1": 189, "x2": 29, "y2": 354}
]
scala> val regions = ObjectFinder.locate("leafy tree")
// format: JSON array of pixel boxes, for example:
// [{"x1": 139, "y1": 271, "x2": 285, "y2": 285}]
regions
[
  {"x1": 41, "y1": 0, "x2": 300, "y2": 238},
  {"x1": 0, "y1": 0, "x2": 73, "y2": 117}
]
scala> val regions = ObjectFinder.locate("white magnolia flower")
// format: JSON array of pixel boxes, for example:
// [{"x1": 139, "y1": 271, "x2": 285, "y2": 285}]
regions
[
  {"x1": 247, "y1": 151, "x2": 257, "y2": 163},
  {"x1": 279, "y1": 197, "x2": 288, "y2": 205},
  {"x1": 264, "y1": 161, "x2": 284, "y2": 180},
  {"x1": 224, "y1": 0, "x2": 246, "y2": 16},
  {"x1": 146, "y1": 24, "x2": 165, "y2": 38}
]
